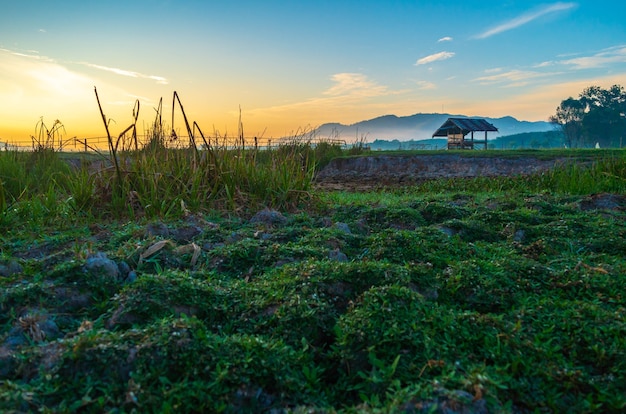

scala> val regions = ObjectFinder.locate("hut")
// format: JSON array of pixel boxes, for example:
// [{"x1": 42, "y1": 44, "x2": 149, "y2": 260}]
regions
[{"x1": 432, "y1": 118, "x2": 498, "y2": 150}]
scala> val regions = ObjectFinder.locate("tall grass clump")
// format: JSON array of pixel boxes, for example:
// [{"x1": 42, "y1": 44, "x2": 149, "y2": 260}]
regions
[
  {"x1": 0, "y1": 149, "x2": 71, "y2": 205},
  {"x1": 88, "y1": 89, "x2": 317, "y2": 218},
  {"x1": 535, "y1": 151, "x2": 626, "y2": 194}
]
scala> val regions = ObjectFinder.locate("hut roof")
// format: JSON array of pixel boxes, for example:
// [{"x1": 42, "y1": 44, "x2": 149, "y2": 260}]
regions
[{"x1": 432, "y1": 118, "x2": 498, "y2": 137}]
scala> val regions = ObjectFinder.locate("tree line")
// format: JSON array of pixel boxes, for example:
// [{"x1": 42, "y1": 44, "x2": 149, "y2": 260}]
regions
[{"x1": 550, "y1": 84, "x2": 626, "y2": 148}]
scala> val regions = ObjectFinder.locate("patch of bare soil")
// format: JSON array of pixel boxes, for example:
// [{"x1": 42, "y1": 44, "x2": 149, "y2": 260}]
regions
[{"x1": 314, "y1": 154, "x2": 579, "y2": 190}]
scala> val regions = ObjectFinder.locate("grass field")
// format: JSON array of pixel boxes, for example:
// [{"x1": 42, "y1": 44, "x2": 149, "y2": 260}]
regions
[{"x1": 1, "y1": 143, "x2": 625, "y2": 412}]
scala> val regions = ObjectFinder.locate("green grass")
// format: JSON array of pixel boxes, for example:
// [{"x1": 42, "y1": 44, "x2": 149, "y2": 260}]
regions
[{"x1": 0, "y1": 146, "x2": 625, "y2": 412}]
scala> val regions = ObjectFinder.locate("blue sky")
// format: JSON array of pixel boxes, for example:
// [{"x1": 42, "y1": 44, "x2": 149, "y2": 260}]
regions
[{"x1": 1, "y1": 1, "x2": 625, "y2": 141}]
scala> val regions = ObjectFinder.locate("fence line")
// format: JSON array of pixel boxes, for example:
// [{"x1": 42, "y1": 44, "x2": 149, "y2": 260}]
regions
[{"x1": 0, "y1": 135, "x2": 349, "y2": 152}]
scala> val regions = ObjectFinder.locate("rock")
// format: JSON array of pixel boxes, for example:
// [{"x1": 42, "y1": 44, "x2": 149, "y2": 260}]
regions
[
  {"x1": 145, "y1": 221, "x2": 170, "y2": 237},
  {"x1": 513, "y1": 229, "x2": 526, "y2": 243},
  {"x1": 334, "y1": 222, "x2": 352, "y2": 234},
  {"x1": 579, "y1": 193, "x2": 625, "y2": 211},
  {"x1": 329, "y1": 249, "x2": 348, "y2": 262},
  {"x1": 3, "y1": 327, "x2": 28, "y2": 348},
  {"x1": 226, "y1": 232, "x2": 243, "y2": 244},
  {"x1": 254, "y1": 230, "x2": 273, "y2": 240},
  {"x1": 171, "y1": 225, "x2": 203, "y2": 243},
  {"x1": 8, "y1": 260, "x2": 23, "y2": 275},
  {"x1": 117, "y1": 261, "x2": 131, "y2": 278},
  {"x1": 0, "y1": 260, "x2": 23, "y2": 277},
  {"x1": 125, "y1": 271, "x2": 137, "y2": 284},
  {"x1": 250, "y1": 208, "x2": 287, "y2": 227},
  {"x1": 39, "y1": 319, "x2": 61, "y2": 340},
  {"x1": 84, "y1": 253, "x2": 120, "y2": 281}
]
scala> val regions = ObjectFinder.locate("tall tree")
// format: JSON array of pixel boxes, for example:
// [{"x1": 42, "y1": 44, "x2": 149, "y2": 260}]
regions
[
  {"x1": 579, "y1": 85, "x2": 626, "y2": 147},
  {"x1": 551, "y1": 85, "x2": 626, "y2": 148},
  {"x1": 550, "y1": 97, "x2": 585, "y2": 148}
]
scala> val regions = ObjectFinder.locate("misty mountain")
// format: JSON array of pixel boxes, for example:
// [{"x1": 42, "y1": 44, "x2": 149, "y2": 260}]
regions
[{"x1": 313, "y1": 113, "x2": 553, "y2": 141}]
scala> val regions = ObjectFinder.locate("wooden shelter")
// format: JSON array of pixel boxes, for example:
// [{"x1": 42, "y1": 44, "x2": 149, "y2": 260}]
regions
[{"x1": 432, "y1": 118, "x2": 498, "y2": 150}]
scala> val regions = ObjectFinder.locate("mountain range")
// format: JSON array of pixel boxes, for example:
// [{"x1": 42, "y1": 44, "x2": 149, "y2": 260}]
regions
[{"x1": 313, "y1": 113, "x2": 553, "y2": 141}]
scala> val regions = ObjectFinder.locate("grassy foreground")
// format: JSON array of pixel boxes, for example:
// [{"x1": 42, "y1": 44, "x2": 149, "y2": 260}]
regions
[{"x1": 1, "y1": 146, "x2": 625, "y2": 413}]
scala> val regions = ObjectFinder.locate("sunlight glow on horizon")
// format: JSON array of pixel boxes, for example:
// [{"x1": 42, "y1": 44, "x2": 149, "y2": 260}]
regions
[{"x1": 1, "y1": 1, "x2": 625, "y2": 142}]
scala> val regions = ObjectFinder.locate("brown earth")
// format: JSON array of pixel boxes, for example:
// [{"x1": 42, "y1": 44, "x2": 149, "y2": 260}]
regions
[{"x1": 314, "y1": 154, "x2": 580, "y2": 190}]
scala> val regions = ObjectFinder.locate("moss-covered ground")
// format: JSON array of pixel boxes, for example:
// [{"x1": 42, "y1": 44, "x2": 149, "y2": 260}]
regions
[{"x1": 1, "y1": 184, "x2": 625, "y2": 413}]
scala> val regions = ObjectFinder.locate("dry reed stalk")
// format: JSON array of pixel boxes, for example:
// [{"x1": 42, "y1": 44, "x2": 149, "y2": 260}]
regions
[
  {"x1": 171, "y1": 91, "x2": 200, "y2": 159},
  {"x1": 94, "y1": 86, "x2": 121, "y2": 179}
]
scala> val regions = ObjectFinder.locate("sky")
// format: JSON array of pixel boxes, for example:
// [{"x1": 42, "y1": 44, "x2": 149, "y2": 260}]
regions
[{"x1": 1, "y1": 0, "x2": 626, "y2": 143}]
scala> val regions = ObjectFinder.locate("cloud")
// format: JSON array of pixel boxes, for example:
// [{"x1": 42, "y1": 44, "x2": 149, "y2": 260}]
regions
[
  {"x1": 474, "y1": 69, "x2": 560, "y2": 87},
  {"x1": 79, "y1": 62, "x2": 169, "y2": 84},
  {"x1": 415, "y1": 80, "x2": 436, "y2": 90},
  {"x1": 1, "y1": 48, "x2": 53, "y2": 62},
  {"x1": 459, "y1": 72, "x2": 626, "y2": 122},
  {"x1": 438, "y1": 36, "x2": 453, "y2": 42},
  {"x1": 534, "y1": 61, "x2": 556, "y2": 68},
  {"x1": 484, "y1": 67, "x2": 503, "y2": 74},
  {"x1": 559, "y1": 45, "x2": 626, "y2": 69},
  {"x1": 415, "y1": 51, "x2": 455, "y2": 66},
  {"x1": 323, "y1": 73, "x2": 389, "y2": 97},
  {"x1": 474, "y1": 2, "x2": 576, "y2": 39},
  {"x1": 243, "y1": 73, "x2": 407, "y2": 130},
  {"x1": 0, "y1": 48, "x2": 162, "y2": 139}
]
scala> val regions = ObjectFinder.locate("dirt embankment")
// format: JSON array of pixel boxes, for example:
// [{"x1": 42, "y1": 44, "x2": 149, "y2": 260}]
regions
[{"x1": 314, "y1": 154, "x2": 574, "y2": 189}]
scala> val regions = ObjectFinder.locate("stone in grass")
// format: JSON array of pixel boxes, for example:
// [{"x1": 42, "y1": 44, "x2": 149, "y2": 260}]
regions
[
  {"x1": 249, "y1": 208, "x2": 287, "y2": 227},
  {"x1": 84, "y1": 252, "x2": 120, "y2": 281},
  {"x1": 334, "y1": 222, "x2": 352, "y2": 234},
  {"x1": 171, "y1": 225, "x2": 203, "y2": 243},
  {"x1": 145, "y1": 221, "x2": 170, "y2": 237},
  {"x1": 0, "y1": 260, "x2": 23, "y2": 278},
  {"x1": 579, "y1": 193, "x2": 625, "y2": 211},
  {"x1": 117, "y1": 261, "x2": 131, "y2": 278},
  {"x1": 2, "y1": 310, "x2": 61, "y2": 349},
  {"x1": 125, "y1": 271, "x2": 138, "y2": 284},
  {"x1": 329, "y1": 249, "x2": 348, "y2": 262},
  {"x1": 513, "y1": 229, "x2": 526, "y2": 243}
]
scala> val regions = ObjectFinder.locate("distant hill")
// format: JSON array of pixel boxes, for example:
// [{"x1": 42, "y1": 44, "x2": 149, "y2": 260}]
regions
[{"x1": 314, "y1": 113, "x2": 553, "y2": 142}]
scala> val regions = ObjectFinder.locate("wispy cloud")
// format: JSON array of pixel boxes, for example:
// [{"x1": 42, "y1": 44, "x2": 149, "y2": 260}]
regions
[
  {"x1": 438, "y1": 36, "x2": 453, "y2": 42},
  {"x1": 415, "y1": 80, "x2": 437, "y2": 90},
  {"x1": 2, "y1": 48, "x2": 169, "y2": 85},
  {"x1": 415, "y1": 51, "x2": 455, "y2": 66},
  {"x1": 560, "y1": 45, "x2": 626, "y2": 69},
  {"x1": 1, "y1": 48, "x2": 53, "y2": 62},
  {"x1": 245, "y1": 73, "x2": 406, "y2": 127},
  {"x1": 474, "y1": 2, "x2": 576, "y2": 39},
  {"x1": 533, "y1": 61, "x2": 555, "y2": 68},
  {"x1": 323, "y1": 73, "x2": 390, "y2": 97},
  {"x1": 474, "y1": 69, "x2": 560, "y2": 87},
  {"x1": 80, "y1": 62, "x2": 169, "y2": 84},
  {"x1": 484, "y1": 67, "x2": 503, "y2": 74}
]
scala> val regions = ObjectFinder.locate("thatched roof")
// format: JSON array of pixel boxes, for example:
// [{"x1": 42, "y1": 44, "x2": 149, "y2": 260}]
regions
[{"x1": 432, "y1": 118, "x2": 498, "y2": 137}]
